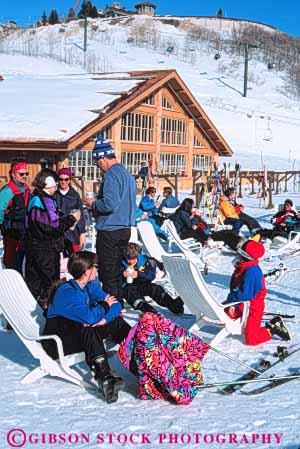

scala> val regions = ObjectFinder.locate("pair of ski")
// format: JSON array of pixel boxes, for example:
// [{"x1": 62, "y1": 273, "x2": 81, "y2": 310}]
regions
[{"x1": 200, "y1": 345, "x2": 300, "y2": 395}]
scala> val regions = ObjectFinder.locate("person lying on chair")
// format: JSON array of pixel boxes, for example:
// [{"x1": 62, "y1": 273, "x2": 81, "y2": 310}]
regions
[{"x1": 218, "y1": 188, "x2": 261, "y2": 235}]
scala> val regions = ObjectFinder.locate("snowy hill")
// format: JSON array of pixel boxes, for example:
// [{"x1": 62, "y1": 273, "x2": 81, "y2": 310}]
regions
[{"x1": 1, "y1": 15, "x2": 300, "y2": 169}]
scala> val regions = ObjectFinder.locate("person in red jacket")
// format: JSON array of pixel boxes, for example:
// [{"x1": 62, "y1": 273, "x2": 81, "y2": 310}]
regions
[
  {"x1": 224, "y1": 240, "x2": 290, "y2": 346},
  {"x1": 0, "y1": 158, "x2": 30, "y2": 273}
]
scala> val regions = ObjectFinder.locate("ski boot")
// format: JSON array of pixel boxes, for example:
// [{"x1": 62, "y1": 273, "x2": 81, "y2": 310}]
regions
[
  {"x1": 92, "y1": 356, "x2": 124, "y2": 404},
  {"x1": 132, "y1": 298, "x2": 157, "y2": 314},
  {"x1": 266, "y1": 316, "x2": 291, "y2": 341},
  {"x1": 162, "y1": 293, "x2": 184, "y2": 315}
]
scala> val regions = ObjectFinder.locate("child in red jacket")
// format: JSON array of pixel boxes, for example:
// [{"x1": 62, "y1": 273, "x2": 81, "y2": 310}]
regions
[{"x1": 224, "y1": 240, "x2": 290, "y2": 346}]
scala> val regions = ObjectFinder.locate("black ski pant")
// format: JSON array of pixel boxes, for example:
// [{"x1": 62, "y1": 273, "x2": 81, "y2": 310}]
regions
[
  {"x1": 25, "y1": 247, "x2": 60, "y2": 308},
  {"x1": 123, "y1": 282, "x2": 183, "y2": 314},
  {"x1": 96, "y1": 228, "x2": 131, "y2": 298},
  {"x1": 211, "y1": 230, "x2": 242, "y2": 251},
  {"x1": 239, "y1": 212, "x2": 261, "y2": 233},
  {"x1": 42, "y1": 316, "x2": 131, "y2": 367},
  {"x1": 180, "y1": 228, "x2": 207, "y2": 244}
]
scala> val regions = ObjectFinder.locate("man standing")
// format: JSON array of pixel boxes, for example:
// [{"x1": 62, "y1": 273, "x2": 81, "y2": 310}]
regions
[
  {"x1": 0, "y1": 158, "x2": 30, "y2": 273},
  {"x1": 85, "y1": 136, "x2": 136, "y2": 297}
]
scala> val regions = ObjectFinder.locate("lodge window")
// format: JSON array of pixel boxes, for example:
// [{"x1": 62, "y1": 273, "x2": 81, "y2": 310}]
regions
[
  {"x1": 160, "y1": 153, "x2": 186, "y2": 174},
  {"x1": 193, "y1": 134, "x2": 204, "y2": 148},
  {"x1": 121, "y1": 112, "x2": 154, "y2": 143},
  {"x1": 141, "y1": 94, "x2": 155, "y2": 106},
  {"x1": 69, "y1": 150, "x2": 101, "y2": 181},
  {"x1": 162, "y1": 96, "x2": 174, "y2": 110},
  {"x1": 100, "y1": 125, "x2": 112, "y2": 140},
  {"x1": 121, "y1": 152, "x2": 152, "y2": 175},
  {"x1": 161, "y1": 118, "x2": 186, "y2": 146},
  {"x1": 193, "y1": 155, "x2": 212, "y2": 171}
]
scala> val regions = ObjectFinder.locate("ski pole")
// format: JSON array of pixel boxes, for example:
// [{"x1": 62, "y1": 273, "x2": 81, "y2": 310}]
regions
[
  {"x1": 263, "y1": 312, "x2": 295, "y2": 319},
  {"x1": 210, "y1": 347, "x2": 262, "y2": 375},
  {"x1": 198, "y1": 373, "x2": 300, "y2": 390}
]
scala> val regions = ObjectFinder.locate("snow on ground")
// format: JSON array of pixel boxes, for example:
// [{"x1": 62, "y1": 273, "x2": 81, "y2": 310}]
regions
[{"x1": 0, "y1": 192, "x2": 299, "y2": 449}]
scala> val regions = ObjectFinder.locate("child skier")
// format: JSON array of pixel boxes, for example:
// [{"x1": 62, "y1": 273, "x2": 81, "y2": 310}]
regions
[
  {"x1": 224, "y1": 240, "x2": 290, "y2": 345},
  {"x1": 121, "y1": 242, "x2": 184, "y2": 315}
]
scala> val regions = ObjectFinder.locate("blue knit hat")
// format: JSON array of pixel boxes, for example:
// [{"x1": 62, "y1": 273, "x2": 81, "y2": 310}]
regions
[{"x1": 92, "y1": 135, "x2": 115, "y2": 160}]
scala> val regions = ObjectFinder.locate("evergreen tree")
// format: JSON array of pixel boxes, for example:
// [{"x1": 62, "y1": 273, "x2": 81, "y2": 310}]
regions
[
  {"x1": 90, "y1": 5, "x2": 99, "y2": 18},
  {"x1": 68, "y1": 7, "x2": 75, "y2": 18},
  {"x1": 48, "y1": 9, "x2": 59, "y2": 25},
  {"x1": 41, "y1": 10, "x2": 48, "y2": 25},
  {"x1": 78, "y1": 0, "x2": 95, "y2": 18},
  {"x1": 217, "y1": 8, "x2": 223, "y2": 18}
]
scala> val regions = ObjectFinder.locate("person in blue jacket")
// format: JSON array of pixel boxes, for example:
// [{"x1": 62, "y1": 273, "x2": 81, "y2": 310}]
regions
[
  {"x1": 42, "y1": 251, "x2": 131, "y2": 404},
  {"x1": 159, "y1": 187, "x2": 180, "y2": 215},
  {"x1": 139, "y1": 186, "x2": 160, "y2": 218},
  {"x1": 121, "y1": 243, "x2": 184, "y2": 315},
  {"x1": 135, "y1": 207, "x2": 168, "y2": 240},
  {"x1": 84, "y1": 136, "x2": 136, "y2": 298}
]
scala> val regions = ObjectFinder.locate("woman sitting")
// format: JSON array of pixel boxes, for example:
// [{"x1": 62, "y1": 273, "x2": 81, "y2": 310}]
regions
[
  {"x1": 42, "y1": 251, "x2": 131, "y2": 404},
  {"x1": 170, "y1": 198, "x2": 247, "y2": 251},
  {"x1": 139, "y1": 187, "x2": 160, "y2": 219},
  {"x1": 170, "y1": 198, "x2": 208, "y2": 244}
]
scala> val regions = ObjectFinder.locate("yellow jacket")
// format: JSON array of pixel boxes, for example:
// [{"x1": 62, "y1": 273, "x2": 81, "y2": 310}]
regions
[{"x1": 218, "y1": 195, "x2": 239, "y2": 220}]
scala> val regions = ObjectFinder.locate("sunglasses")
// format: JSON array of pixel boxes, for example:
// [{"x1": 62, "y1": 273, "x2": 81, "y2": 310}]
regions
[
  {"x1": 16, "y1": 172, "x2": 29, "y2": 177},
  {"x1": 91, "y1": 264, "x2": 99, "y2": 269},
  {"x1": 59, "y1": 177, "x2": 70, "y2": 182}
]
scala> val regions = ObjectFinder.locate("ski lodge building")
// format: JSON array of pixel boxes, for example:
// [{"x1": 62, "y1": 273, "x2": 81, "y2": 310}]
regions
[{"x1": 0, "y1": 69, "x2": 233, "y2": 191}]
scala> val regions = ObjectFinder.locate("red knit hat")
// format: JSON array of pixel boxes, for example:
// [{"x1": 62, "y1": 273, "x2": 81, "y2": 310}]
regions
[{"x1": 238, "y1": 240, "x2": 265, "y2": 260}]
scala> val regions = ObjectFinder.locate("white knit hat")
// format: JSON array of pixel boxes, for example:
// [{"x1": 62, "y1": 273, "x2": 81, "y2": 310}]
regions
[{"x1": 44, "y1": 176, "x2": 57, "y2": 189}]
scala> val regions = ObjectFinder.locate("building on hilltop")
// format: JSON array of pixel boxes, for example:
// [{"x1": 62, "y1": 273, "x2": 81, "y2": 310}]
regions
[
  {"x1": 135, "y1": 2, "x2": 156, "y2": 16},
  {"x1": 101, "y1": 2, "x2": 135, "y2": 18},
  {"x1": 0, "y1": 69, "x2": 232, "y2": 191}
]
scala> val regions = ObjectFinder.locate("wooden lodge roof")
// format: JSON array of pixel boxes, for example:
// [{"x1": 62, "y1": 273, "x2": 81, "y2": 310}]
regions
[{"x1": 0, "y1": 69, "x2": 233, "y2": 156}]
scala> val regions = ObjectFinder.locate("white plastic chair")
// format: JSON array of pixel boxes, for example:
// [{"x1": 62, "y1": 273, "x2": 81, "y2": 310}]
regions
[
  {"x1": 137, "y1": 221, "x2": 182, "y2": 262},
  {"x1": 0, "y1": 269, "x2": 88, "y2": 388},
  {"x1": 164, "y1": 220, "x2": 220, "y2": 268},
  {"x1": 213, "y1": 211, "x2": 233, "y2": 231},
  {"x1": 268, "y1": 230, "x2": 300, "y2": 258},
  {"x1": 162, "y1": 256, "x2": 249, "y2": 346}
]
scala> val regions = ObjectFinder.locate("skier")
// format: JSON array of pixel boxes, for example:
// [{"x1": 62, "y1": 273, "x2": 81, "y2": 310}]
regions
[{"x1": 224, "y1": 240, "x2": 290, "y2": 346}]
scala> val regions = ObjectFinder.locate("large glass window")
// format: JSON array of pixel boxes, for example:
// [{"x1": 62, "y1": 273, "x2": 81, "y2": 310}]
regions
[
  {"x1": 161, "y1": 118, "x2": 186, "y2": 146},
  {"x1": 69, "y1": 150, "x2": 101, "y2": 181},
  {"x1": 141, "y1": 94, "x2": 155, "y2": 106},
  {"x1": 159, "y1": 153, "x2": 186, "y2": 174},
  {"x1": 121, "y1": 112, "x2": 154, "y2": 143},
  {"x1": 193, "y1": 133, "x2": 204, "y2": 148},
  {"x1": 121, "y1": 152, "x2": 152, "y2": 175},
  {"x1": 162, "y1": 96, "x2": 174, "y2": 110},
  {"x1": 192, "y1": 155, "x2": 212, "y2": 171}
]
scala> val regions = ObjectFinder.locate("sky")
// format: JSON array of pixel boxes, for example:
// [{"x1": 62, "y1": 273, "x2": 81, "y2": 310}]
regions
[{"x1": 0, "y1": 0, "x2": 299, "y2": 36}]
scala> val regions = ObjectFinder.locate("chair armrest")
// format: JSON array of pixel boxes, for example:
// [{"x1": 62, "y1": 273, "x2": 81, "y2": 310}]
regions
[
  {"x1": 221, "y1": 300, "x2": 251, "y2": 308},
  {"x1": 34, "y1": 334, "x2": 68, "y2": 368},
  {"x1": 167, "y1": 253, "x2": 184, "y2": 258}
]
